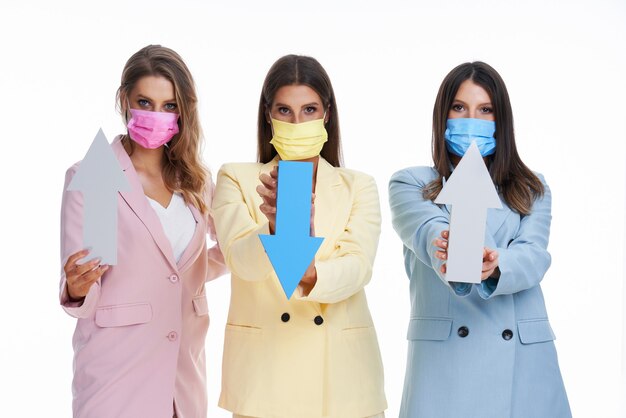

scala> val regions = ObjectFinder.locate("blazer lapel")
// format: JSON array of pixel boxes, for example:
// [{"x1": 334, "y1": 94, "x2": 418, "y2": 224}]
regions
[
  {"x1": 176, "y1": 204, "x2": 205, "y2": 273},
  {"x1": 312, "y1": 157, "x2": 343, "y2": 257},
  {"x1": 112, "y1": 138, "x2": 179, "y2": 273},
  {"x1": 486, "y1": 196, "x2": 512, "y2": 238}
]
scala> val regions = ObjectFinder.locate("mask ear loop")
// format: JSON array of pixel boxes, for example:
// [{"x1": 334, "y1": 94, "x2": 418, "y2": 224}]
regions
[
  {"x1": 124, "y1": 98, "x2": 133, "y2": 125},
  {"x1": 121, "y1": 98, "x2": 137, "y2": 153},
  {"x1": 324, "y1": 104, "x2": 331, "y2": 124},
  {"x1": 266, "y1": 105, "x2": 275, "y2": 138}
]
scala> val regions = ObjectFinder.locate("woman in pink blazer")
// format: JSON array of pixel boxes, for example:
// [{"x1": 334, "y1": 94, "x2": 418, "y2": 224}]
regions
[{"x1": 59, "y1": 45, "x2": 226, "y2": 418}]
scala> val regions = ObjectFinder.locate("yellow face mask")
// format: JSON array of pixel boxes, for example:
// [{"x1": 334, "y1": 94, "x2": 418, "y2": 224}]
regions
[{"x1": 269, "y1": 116, "x2": 328, "y2": 160}]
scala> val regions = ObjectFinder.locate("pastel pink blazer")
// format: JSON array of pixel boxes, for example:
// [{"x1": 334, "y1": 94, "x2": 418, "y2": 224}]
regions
[{"x1": 59, "y1": 136, "x2": 226, "y2": 418}]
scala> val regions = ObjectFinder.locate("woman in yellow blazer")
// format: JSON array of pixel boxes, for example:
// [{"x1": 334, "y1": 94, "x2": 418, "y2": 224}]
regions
[{"x1": 212, "y1": 55, "x2": 387, "y2": 418}]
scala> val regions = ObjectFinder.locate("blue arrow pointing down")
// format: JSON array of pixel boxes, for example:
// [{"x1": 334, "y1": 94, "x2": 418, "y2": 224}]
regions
[{"x1": 259, "y1": 161, "x2": 324, "y2": 299}]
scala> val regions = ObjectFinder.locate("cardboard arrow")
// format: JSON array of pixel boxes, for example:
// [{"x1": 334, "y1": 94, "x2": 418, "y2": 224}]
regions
[
  {"x1": 259, "y1": 161, "x2": 324, "y2": 299},
  {"x1": 67, "y1": 129, "x2": 131, "y2": 265},
  {"x1": 435, "y1": 141, "x2": 502, "y2": 283}
]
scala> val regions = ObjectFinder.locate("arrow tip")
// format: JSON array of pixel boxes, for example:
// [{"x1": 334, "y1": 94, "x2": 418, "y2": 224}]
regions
[
  {"x1": 434, "y1": 141, "x2": 501, "y2": 209},
  {"x1": 67, "y1": 128, "x2": 131, "y2": 193},
  {"x1": 259, "y1": 234, "x2": 324, "y2": 299}
]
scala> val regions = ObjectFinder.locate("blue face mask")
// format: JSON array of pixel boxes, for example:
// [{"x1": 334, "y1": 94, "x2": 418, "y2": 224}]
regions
[{"x1": 444, "y1": 118, "x2": 496, "y2": 157}]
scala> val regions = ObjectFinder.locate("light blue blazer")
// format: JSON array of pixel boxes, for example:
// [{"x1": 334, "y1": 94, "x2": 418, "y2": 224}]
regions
[{"x1": 388, "y1": 166, "x2": 571, "y2": 418}]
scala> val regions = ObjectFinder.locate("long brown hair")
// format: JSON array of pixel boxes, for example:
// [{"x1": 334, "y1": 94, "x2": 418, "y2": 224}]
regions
[
  {"x1": 257, "y1": 55, "x2": 343, "y2": 167},
  {"x1": 423, "y1": 61, "x2": 543, "y2": 215},
  {"x1": 116, "y1": 45, "x2": 209, "y2": 214}
]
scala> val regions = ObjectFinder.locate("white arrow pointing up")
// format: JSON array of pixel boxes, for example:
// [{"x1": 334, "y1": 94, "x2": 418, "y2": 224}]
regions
[
  {"x1": 67, "y1": 129, "x2": 131, "y2": 265},
  {"x1": 435, "y1": 141, "x2": 502, "y2": 284}
]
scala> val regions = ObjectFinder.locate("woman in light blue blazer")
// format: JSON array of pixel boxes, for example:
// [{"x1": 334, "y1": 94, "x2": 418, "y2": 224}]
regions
[{"x1": 388, "y1": 62, "x2": 571, "y2": 418}]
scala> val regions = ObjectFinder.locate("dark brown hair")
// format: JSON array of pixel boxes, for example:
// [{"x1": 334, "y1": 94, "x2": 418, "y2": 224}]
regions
[
  {"x1": 116, "y1": 45, "x2": 209, "y2": 213},
  {"x1": 257, "y1": 55, "x2": 342, "y2": 167},
  {"x1": 423, "y1": 61, "x2": 543, "y2": 215}
]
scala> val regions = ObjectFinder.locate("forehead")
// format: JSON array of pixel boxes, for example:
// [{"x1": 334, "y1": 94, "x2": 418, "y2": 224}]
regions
[
  {"x1": 454, "y1": 79, "x2": 491, "y2": 101},
  {"x1": 131, "y1": 75, "x2": 175, "y2": 99},
  {"x1": 272, "y1": 84, "x2": 322, "y2": 106}
]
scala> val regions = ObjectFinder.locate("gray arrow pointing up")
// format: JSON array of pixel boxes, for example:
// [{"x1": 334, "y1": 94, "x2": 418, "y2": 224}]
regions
[
  {"x1": 67, "y1": 129, "x2": 131, "y2": 265},
  {"x1": 435, "y1": 141, "x2": 502, "y2": 284}
]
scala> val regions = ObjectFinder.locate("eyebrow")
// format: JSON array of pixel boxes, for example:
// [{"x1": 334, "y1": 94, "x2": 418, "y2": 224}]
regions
[
  {"x1": 452, "y1": 99, "x2": 492, "y2": 106},
  {"x1": 136, "y1": 94, "x2": 177, "y2": 102},
  {"x1": 274, "y1": 102, "x2": 320, "y2": 108}
]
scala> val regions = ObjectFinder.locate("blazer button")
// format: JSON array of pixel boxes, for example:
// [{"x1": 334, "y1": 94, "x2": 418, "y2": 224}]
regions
[
  {"x1": 167, "y1": 331, "x2": 178, "y2": 342},
  {"x1": 457, "y1": 326, "x2": 469, "y2": 338},
  {"x1": 169, "y1": 274, "x2": 179, "y2": 283},
  {"x1": 281, "y1": 313, "x2": 290, "y2": 323},
  {"x1": 502, "y1": 329, "x2": 514, "y2": 341},
  {"x1": 314, "y1": 315, "x2": 324, "y2": 326}
]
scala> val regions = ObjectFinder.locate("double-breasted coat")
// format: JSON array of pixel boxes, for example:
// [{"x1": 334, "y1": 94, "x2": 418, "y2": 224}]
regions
[
  {"x1": 388, "y1": 166, "x2": 571, "y2": 418},
  {"x1": 212, "y1": 156, "x2": 387, "y2": 418}
]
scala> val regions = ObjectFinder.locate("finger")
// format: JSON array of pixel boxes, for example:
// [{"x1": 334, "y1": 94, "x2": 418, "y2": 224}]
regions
[
  {"x1": 256, "y1": 184, "x2": 276, "y2": 200},
  {"x1": 67, "y1": 259, "x2": 101, "y2": 285},
  {"x1": 432, "y1": 238, "x2": 446, "y2": 250},
  {"x1": 489, "y1": 251, "x2": 499, "y2": 262},
  {"x1": 77, "y1": 265, "x2": 109, "y2": 287},
  {"x1": 259, "y1": 194, "x2": 276, "y2": 210},
  {"x1": 71, "y1": 266, "x2": 108, "y2": 297},
  {"x1": 74, "y1": 258, "x2": 102, "y2": 277},
  {"x1": 435, "y1": 250, "x2": 447, "y2": 260},
  {"x1": 484, "y1": 248, "x2": 499, "y2": 262},
  {"x1": 256, "y1": 185, "x2": 277, "y2": 210},
  {"x1": 482, "y1": 261, "x2": 497, "y2": 273},
  {"x1": 259, "y1": 203, "x2": 276, "y2": 215},
  {"x1": 270, "y1": 166, "x2": 278, "y2": 179},
  {"x1": 67, "y1": 259, "x2": 101, "y2": 286},
  {"x1": 64, "y1": 249, "x2": 90, "y2": 273},
  {"x1": 259, "y1": 173, "x2": 277, "y2": 190},
  {"x1": 440, "y1": 264, "x2": 447, "y2": 274},
  {"x1": 441, "y1": 230, "x2": 449, "y2": 239},
  {"x1": 482, "y1": 255, "x2": 499, "y2": 272}
]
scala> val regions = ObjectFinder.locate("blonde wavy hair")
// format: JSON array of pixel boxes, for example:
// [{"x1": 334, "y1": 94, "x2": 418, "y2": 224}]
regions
[{"x1": 116, "y1": 45, "x2": 209, "y2": 214}]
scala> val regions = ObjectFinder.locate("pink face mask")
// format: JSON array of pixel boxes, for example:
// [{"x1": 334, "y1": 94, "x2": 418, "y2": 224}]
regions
[{"x1": 127, "y1": 108, "x2": 180, "y2": 149}]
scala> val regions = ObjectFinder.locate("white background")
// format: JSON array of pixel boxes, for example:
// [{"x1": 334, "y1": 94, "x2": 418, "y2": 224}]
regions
[{"x1": 1, "y1": 1, "x2": 625, "y2": 416}]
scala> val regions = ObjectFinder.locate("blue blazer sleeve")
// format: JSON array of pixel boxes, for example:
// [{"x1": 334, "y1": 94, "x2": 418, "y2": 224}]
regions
[
  {"x1": 389, "y1": 167, "x2": 471, "y2": 296},
  {"x1": 478, "y1": 174, "x2": 552, "y2": 299}
]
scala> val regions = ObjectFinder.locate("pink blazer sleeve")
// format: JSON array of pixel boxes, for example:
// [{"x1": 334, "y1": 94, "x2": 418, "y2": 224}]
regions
[
  {"x1": 59, "y1": 164, "x2": 101, "y2": 318},
  {"x1": 204, "y1": 174, "x2": 227, "y2": 281}
]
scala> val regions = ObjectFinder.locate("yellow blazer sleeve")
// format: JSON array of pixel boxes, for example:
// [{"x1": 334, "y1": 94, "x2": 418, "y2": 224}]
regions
[
  {"x1": 212, "y1": 163, "x2": 274, "y2": 281},
  {"x1": 204, "y1": 174, "x2": 228, "y2": 281},
  {"x1": 299, "y1": 173, "x2": 381, "y2": 304}
]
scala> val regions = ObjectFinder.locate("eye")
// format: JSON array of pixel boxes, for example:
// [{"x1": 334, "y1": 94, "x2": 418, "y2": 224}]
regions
[
  {"x1": 480, "y1": 106, "x2": 493, "y2": 114},
  {"x1": 138, "y1": 99, "x2": 150, "y2": 108},
  {"x1": 164, "y1": 103, "x2": 177, "y2": 111},
  {"x1": 304, "y1": 106, "x2": 317, "y2": 114},
  {"x1": 451, "y1": 104, "x2": 464, "y2": 112},
  {"x1": 278, "y1": 107, "x2": 291, "y2": 115}
]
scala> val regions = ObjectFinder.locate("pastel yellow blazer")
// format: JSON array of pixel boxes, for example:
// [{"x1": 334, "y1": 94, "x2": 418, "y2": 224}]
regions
[{"x1": 213, "y1": 156, "x2": 387, "y2": 418}]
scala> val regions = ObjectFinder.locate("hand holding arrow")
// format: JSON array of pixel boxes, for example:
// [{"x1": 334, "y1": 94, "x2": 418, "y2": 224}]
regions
[
  {"x1": 259, "y1": 161, "x2": 324, "y2": 299},
  {"x1": 434, "y1": 141, "x2": 502, "y2": 284},
  {"x1": 67, "y1": 129, "x2": 131, "y2": 265}
]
